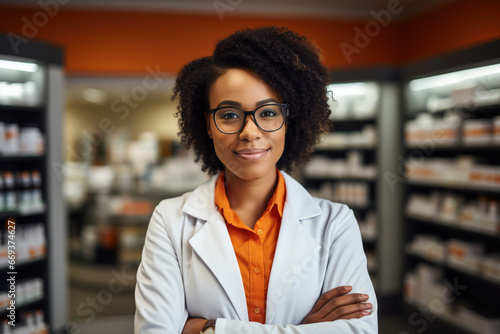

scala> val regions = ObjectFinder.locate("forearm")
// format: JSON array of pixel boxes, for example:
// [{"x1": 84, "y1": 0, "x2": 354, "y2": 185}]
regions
[
  {"x1": 182, "y1": 318, "x2": 208, "y2": 334},
  {"x1": 214, "y1": 317, "x2": 377, "y2": 334}
]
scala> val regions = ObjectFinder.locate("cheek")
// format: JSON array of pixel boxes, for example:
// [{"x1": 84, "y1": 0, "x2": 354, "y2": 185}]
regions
[
  {"x1": 275, "y1": 131, "x2": 286, "y2": 151},
  {"x1": 211, "y1": 132, "x2": 233, "y2": 159}
]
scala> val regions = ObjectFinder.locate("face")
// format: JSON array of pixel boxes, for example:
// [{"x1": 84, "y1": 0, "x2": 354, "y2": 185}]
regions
[{"x1": 207, "y1": 68, "x2": 286, "y2": 183}]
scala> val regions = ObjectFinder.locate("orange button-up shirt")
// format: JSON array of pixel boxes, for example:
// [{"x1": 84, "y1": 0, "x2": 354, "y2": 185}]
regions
[{"x1": 214, "y1": 170, "x2": 286, "y2": 323}]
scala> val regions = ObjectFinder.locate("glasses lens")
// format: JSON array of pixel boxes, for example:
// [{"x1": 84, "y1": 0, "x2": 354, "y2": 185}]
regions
[
  {"x1": 214, "y1": 107, "x2": 245, "y2": 133},
  {"x1": 255, "y1": 104, "x2": 285, "y2": 131}
]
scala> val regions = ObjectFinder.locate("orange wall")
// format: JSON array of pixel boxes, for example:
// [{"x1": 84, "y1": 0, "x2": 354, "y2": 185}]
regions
[
  {"x1": 0, "y1": 0, "x2": 499, "y2": 75},
  {"x1": 401, "y1": 0, "x2": 500, "y2": 64},
  {"x1": 0, "y1": 7, "x2": 400, "y2": 75}
]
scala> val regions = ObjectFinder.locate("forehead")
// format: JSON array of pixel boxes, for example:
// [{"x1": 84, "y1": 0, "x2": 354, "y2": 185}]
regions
[{"x1": 209, "y1": 68, "x2": 279, "y2": 106}]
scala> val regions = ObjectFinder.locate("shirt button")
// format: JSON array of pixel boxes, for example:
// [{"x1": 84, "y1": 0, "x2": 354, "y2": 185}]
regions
[
  {"x1": 253, "y1": 267, "x2": 261, "y2": 274},
  {"x1": 254, "y1": 307, "x2": 261, "y2": 314},
  {"x1": 257, "y1": 229, "x2": 263, "y2": 235}
]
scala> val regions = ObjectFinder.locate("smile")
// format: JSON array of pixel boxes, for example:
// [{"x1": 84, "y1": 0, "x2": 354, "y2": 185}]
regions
[{"x1": 234, "y1": 148, "x2": 269, "y2": 161}]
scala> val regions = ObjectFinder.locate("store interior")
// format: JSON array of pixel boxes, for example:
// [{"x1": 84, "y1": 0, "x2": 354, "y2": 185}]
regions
[{"x1": 1, "y1": 0, "x2": 500, "y2": 333}]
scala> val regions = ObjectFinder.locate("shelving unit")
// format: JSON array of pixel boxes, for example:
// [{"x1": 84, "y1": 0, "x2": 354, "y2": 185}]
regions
[
  {"x1": 67, "y1": 159, "x2": 208, "y2": 269},
  {"x1": 301, "y1": 67, "x2": 404, "y2": 313},
  {"x1": 0, "y1": 35, "x2": 66, "y2": 332},
  {"x1": 71, "y1": 189, "x2": 174, "y2": 267},
  {"x1": 406, "y1": 212, "x2": 500, "y2": 238},
  {"x1": 402, "y1": 40, "x2": 500, "y2": 334}
]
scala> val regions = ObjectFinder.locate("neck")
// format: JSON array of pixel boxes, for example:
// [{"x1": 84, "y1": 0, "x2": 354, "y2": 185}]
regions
[{"x1": 224, "y1": 168, "x2": 278, "y2": 228}]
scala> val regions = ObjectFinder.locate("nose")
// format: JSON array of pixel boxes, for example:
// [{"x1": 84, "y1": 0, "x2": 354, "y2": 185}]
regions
[{"x1": 238, "y1": 115, "x2": 261, "y2": 141}]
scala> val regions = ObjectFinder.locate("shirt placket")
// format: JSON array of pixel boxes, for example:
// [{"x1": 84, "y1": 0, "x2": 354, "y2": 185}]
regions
[{"x1": 249, "y1": 221, "x2": 266, "y2": 323}]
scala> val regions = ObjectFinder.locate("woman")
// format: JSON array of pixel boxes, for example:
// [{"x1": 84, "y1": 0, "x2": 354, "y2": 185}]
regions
[{"x1": 135, "y1": 26, "x2": 377, "y2": 334}]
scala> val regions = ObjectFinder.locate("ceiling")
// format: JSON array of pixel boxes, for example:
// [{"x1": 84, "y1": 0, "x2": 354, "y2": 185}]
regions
[{"x1": 0, "y1": 0, "x2": 455, "y2": 19}]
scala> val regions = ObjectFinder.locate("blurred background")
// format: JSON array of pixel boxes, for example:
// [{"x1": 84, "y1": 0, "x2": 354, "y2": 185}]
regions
[{"x1": 0, "y1": 0, "x2": 499, "y2": 333}]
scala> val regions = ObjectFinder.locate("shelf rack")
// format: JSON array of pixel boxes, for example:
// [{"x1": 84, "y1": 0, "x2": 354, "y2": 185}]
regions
[
  {"x1": 0, "y1": 34, "x2": 66, "y2": 332},
  {"x1": 301, "y1": 67, "x2": 404, "y2": 314},
  {"x1": 402, "y1": 39, "x2": 500, "y2": 333}
]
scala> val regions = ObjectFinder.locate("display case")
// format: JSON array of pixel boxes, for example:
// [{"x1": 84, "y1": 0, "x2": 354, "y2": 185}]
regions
[
  {"x1": 0, "y1": 35, "x2": 66, "y2": 332},
  {"x1": 402, "y1": 40, "x2": 500, "y2": 334},
  {"x1": 301, "y1": 67, "x2": 404, "y2": 313}
]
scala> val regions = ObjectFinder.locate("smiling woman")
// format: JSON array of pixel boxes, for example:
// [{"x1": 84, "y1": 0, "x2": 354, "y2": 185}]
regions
[{"x1": 134, "y1": 26, "x2": 378, "y2": 334}]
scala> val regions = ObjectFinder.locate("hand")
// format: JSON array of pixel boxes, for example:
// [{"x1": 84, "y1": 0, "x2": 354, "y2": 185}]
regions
[
  {"x1": 182, "y1": 318, "x2": 207, "y2": 334},
  {"x1": 301, "y1": 286, "x2": 372, "y2": 324}
]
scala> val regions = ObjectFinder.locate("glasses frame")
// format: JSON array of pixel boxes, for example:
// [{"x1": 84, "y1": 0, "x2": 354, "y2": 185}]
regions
[{"x1": 207, "y1": 103, "x2": 289, "y2": 134}]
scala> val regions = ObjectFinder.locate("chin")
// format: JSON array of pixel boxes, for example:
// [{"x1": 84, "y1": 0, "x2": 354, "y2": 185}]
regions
[{"x1": 226, "y1": 165, "x2": 274, "y2": 182}]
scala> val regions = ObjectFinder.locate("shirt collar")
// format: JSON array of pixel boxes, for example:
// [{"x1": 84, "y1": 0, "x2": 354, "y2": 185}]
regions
[{"x1": 214, "y1": 168, "x2": 287, "y2": 223}]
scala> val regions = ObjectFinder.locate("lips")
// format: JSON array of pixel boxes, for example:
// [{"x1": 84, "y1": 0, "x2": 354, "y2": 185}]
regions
[{"x1": 234, "y1": 148, "x2": 269, "y2": 160}]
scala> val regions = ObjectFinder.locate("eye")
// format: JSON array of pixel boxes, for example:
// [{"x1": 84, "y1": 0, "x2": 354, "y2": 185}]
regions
[
  {"x1": 258, "y1": 105, "x2": 282, "y2": 118},
  {"x1": 217, "y1": 108, "x2": 242, "y2": 120},
  {"x1": 260, "y1": 109, "x2": 277, "y2": 117},
  {"x1": 221, "y1": 112, "x2": 240, "y2": 119}
]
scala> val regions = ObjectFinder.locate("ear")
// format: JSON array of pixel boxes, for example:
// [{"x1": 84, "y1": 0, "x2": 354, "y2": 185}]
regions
[{"x1": 206, "y1": 114, "x2": 213, "y2": 139}]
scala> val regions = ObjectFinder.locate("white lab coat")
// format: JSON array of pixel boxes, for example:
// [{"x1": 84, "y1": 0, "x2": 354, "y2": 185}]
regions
[{"x1": 134, "y1": 171, "x2": 378, "y2": 334}]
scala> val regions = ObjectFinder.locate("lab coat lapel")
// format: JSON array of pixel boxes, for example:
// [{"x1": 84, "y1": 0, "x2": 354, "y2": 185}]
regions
[
  {"x1": 188, "y1": 206, "x2": 249, "y2": 321},
  {"x1": 266, "y1": 173, "x2": 322, "y2": 323}
]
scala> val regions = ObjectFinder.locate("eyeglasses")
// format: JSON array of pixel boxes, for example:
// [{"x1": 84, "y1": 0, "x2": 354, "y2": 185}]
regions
[{"x1": 207, "y1": 103, "x2": 289, "y2": 134}]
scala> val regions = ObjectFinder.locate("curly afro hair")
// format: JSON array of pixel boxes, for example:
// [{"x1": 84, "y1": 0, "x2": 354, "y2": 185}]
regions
[{"x1": 172, "y1": 26, "x2": 332, "y2": 175}]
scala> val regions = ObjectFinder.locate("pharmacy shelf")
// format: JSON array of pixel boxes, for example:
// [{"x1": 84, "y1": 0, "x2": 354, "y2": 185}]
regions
[
  {"x1": 0, "y1": 208, "x2": 46, "y2": 220},
  {"x1": 334, "y1": 203, "x2": 374, "y2": 211},
  {"x1": 405, "y1": 144, "x2": 500, "y2": 152},
  {"x1": 402, "y1": 39, "x2": 500, "y2": 334},
  {"x1": 107, "y1": 214, "x2": 151, "y2": 225},
  {"x1": 403, "y1": 301, "x2": 474, "y2": 334},
  {"x1": 90, "y1": 188, "x2": 187, "y2": 201},
  {"x1": 302, "y1": 67, "x2": 403, "y2": 314},
  {"x1": 406, "y1": 251, "x2": 500, "y2": 287},
  {"x1": 331, "y1": 117, "x2": 376, "y2": 124},
  {"x1": 0, "y1": 104, "x2": 44, "y2": 112},
  {"x1": 315, "y1": 146, "x2": 376, "y2": 151},
  {"x1": 409, "y1": 103, "x2": 500, "y2": 119},
  {"x1": 303, "y1": 175, "x2": 377, "y2": 182},
  {"x1": 68, "y1": 260, "x2": 137, "y2": 291},
  {"x1": 405, "y1": 212, "x2": 500, "y2": 239},
  {"x1": 407, "y1": 179, "x2": 500, "y2": 195},
  {"x1": 0, "y1": 257, "x2": 46, "y2": 271},
  {"x1": 0, "y1": 298, "x2": 45, "y2": 316},
  {"x1": 0, "y1": 34, "x2": 65, "y2": 332},
  {"x1": 307, "y1": 195, "x2": 376, "y2": 211},
  {"x1": 0, "y1": 154, "x2": 45, "y2": 161}
]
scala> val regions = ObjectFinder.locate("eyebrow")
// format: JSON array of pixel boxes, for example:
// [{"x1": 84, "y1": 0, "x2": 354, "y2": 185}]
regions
[{"x1": 216, "y1": 98, "x2": 280, "y2": 108}]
